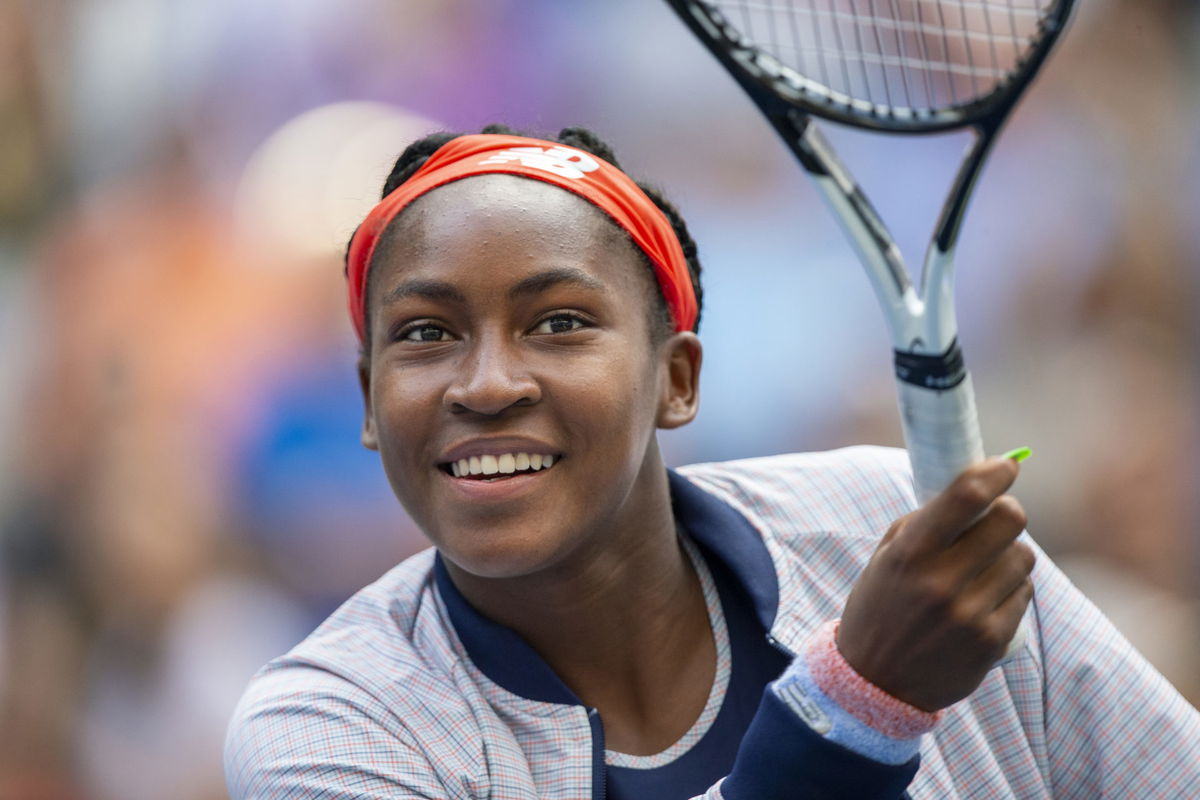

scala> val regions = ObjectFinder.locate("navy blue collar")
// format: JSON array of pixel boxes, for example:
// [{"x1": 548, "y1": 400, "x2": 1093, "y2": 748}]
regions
[
  {"x1": 433, "y1": 468, "x2": 780, "y2": 705},
  {"x1": 666, "y1": 470, "x2": 779, "y2": 631}
]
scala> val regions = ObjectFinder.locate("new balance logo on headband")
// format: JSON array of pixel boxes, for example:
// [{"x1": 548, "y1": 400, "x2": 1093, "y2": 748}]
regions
[{"x1": 479, "y1": 146, "x2": 600, "y2": 179}]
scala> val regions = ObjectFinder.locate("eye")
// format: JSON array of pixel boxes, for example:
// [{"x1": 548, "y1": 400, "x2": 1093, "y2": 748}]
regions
[
  {"x1": 401, "y1": 323, "x2": 452, "y2": 343},
  {"x1": 533, "y1": 313, "x2": 587, "y2": 335}
]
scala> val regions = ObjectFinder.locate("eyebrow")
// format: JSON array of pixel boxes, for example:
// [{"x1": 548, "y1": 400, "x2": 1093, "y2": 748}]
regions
[
  {"x1": 381, "y1": 279, "x2": 468, "y2": 307},
  {"x1": 507, "y1": 267, "x2": 606, "y2": 301},
  {"x1": 380, "y1": 268, "x2": 607, "y2": 308}
]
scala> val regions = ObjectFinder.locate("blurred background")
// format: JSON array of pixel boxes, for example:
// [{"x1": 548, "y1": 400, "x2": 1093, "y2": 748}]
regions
[{"x1": 0, "y1": 0, "x2": 1196, "y2": 797}]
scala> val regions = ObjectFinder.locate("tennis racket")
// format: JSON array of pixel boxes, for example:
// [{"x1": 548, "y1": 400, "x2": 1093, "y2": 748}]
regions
[
  {"x1": 665, "y1": 0, "x2": 1078, "y2": 660},
  {"x1": 662, "y1": 0, "x2": 1076, "y2": 504}
]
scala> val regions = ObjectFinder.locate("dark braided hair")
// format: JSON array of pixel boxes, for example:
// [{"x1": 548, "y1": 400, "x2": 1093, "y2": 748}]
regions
[{"x1": 355, "y1": 124, "x2": 704, "y2": 350}]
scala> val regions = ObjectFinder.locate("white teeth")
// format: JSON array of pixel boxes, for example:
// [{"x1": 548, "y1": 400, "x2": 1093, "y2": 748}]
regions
[{"x1": 449, "y1": 452, "x2": 558, "y2": 477}]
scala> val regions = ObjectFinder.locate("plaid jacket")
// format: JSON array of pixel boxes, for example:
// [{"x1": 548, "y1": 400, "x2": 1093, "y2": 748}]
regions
[{"x1": 226, "y1": 446, "x2": 1200, "y2": 799}]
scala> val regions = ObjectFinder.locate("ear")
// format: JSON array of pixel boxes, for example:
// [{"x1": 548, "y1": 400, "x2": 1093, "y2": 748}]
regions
[
  {"x1": 358, "y1": 357, "x2": 379, "y2": 451},
  {"x1": 656, "y1": 332, "x2": 702, "y2": 429}
]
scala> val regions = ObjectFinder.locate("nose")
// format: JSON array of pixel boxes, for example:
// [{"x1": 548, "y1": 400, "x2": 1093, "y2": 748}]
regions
[{"x1": 443, "y1": 332, "x2": 541, "y2": 416}]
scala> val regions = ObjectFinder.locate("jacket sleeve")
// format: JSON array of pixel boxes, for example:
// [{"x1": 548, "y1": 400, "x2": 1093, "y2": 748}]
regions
[
  {"x1": 1031, "y1": 543, "x2": 1200, "y2": 798},
  {"x1": 689, "y1": 685, "x2": 919, "y2": 800},
  {"x1": 224, "y1": 665, "x2": 458, "y2": 800}
]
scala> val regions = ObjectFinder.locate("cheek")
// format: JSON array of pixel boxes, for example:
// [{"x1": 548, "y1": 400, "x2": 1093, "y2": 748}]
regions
[
  {"x1": 369, "y1": 364, "x2": 443, "y2": 460},
  {"x1": 549, "y1": 345, "x2": 661, "y2": 441}
]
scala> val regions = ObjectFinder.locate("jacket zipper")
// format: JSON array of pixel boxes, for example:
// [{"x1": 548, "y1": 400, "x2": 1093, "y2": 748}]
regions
[{"x1": 588, "y1": 707, "x2": 607, "y2": 800}]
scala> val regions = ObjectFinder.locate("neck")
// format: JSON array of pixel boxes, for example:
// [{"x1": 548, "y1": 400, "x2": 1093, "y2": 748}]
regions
[{"x1": 444, "y1": 462, "x2": 716, "y2": 753}]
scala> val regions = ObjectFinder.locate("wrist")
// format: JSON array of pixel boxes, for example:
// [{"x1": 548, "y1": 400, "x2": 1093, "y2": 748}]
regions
[{"x1": 808, "y1": 619, "x2": 943, "y2": 738}]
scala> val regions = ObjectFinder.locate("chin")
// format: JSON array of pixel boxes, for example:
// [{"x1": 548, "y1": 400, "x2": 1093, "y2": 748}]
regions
[{"x1": 434, "y1": 521, "x2": 579, "y2": 581}]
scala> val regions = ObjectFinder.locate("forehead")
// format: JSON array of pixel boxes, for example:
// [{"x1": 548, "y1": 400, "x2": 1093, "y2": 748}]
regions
[{"x1": 381, "y1": 174, "x2": 632, "y2": 272}]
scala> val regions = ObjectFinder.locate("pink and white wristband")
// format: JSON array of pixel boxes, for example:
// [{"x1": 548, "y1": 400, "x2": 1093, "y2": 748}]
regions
[
  {"x1": 770, "y1": 619, "x2": 943, "y2": 765},
  {"x1": 805, "y1": 619, "x2": 943, "y2": 739}
]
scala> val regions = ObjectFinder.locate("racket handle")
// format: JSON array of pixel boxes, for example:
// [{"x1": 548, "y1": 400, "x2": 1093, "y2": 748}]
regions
[
  {"x1": 894, "y1": 372, "x2": 1028, "y2": 662},
  {"x1": 894, "y1": 374, "x2": 985, "y2": 504}
]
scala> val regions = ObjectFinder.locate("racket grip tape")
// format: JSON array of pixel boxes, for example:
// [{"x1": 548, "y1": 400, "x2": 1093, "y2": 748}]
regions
[
  {"x1": 894, "y1": 373, "x2": 986, "y2": 504},
  {"x1": 893, "y1": 368, "x2": 1028, "y2": 662}
]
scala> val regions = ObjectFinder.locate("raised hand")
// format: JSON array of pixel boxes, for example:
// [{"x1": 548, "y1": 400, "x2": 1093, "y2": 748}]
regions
[{"x1": 837, "y1": 456, "x2": 1035, "y2": 712}]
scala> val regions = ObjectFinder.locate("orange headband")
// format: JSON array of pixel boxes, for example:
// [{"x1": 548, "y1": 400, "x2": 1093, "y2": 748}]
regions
[{"x1": 346, "y1": 134, "x2": 698, "y2": 343}]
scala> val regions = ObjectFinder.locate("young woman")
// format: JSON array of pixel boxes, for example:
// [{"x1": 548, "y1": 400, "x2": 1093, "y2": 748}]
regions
[{"x1": 225, "y1": 126, "x2": 1200, "y2": 799}]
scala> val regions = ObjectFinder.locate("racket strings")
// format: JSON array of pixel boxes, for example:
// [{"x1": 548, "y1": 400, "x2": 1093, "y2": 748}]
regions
[{"x1": 717, "y1": 0, "x2": 1051, "y2": 113}]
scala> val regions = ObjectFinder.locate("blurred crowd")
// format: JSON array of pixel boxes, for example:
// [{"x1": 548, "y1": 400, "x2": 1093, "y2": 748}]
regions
[{"x1": 0, "y1": 0, "x2": 1196, "y2": 797}]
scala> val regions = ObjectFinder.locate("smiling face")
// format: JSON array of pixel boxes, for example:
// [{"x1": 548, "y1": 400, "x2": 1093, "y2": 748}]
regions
[{"x1": 360, "y1": 175, "x2": 701, "y2": 581}]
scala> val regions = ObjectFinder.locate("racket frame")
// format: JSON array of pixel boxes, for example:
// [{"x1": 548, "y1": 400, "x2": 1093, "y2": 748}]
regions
[
  {"x1": 670, "y1": 0, "x2": 1077, "y2": 133},
  {"x1": 664, "y1": 0, "x2": 1077, "y2": 503}
]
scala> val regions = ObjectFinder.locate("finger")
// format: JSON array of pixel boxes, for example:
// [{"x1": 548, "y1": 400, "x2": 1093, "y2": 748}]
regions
[
  {"x1": 987, "y1": 576, "x2": 1035, "y2": 654},
  {"x1": 964, "y1": 540, "x2": 1037, "y2": 615},
  {"x1": 902, "y1": 457, "x2": 1021, "y2": 551},
  {"x1": 958, "y1": 572, "x2": 1035, "y2": 665},
  {"x1": 944, "y1": 495, "x2": 1028, "y2": 581}
]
